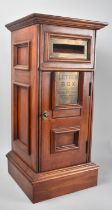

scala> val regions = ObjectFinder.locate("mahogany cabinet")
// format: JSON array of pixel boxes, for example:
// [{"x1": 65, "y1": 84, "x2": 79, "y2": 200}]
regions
[{"x1": 6, "y1": 13, "x2": 107, "y2": 203}]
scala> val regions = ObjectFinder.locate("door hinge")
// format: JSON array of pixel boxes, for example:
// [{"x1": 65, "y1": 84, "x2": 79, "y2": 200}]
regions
[
  {"x1": 86, "y1": 140, "x2": 88, "y2": 154},
  {"x1": 89, "y1": 82, "x2": 92, "y2": 96}
]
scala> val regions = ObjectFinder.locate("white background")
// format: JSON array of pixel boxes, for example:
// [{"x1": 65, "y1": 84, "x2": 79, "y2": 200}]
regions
[{"x1": 0, "y1": 0, "x2": 112, "y2": 209}]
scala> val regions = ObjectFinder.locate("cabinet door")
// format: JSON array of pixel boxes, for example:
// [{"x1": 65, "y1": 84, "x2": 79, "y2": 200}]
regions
[{"x1": 39, "y1": 71, "x2": 93, "y2": 172}]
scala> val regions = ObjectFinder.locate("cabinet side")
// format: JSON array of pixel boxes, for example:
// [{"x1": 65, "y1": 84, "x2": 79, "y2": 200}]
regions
[{"x1": 10, "y1": 25, "x2": 39, "y2": 171}]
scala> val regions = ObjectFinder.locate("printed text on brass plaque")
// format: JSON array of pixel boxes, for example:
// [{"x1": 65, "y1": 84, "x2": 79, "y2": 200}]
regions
[{"x1": 55, "y1": 72, "x2": 79, "y2": 106}]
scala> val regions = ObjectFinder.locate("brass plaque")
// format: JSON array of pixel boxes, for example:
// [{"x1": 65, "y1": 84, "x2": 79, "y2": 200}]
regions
[{"x1": 55, "y1": 72, "x2": 79, "y2": 106}]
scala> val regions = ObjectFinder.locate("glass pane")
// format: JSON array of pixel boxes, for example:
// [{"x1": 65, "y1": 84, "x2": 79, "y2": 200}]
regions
[{"x1": 55, "y1": 72, "x2": 79, "y2": 106}]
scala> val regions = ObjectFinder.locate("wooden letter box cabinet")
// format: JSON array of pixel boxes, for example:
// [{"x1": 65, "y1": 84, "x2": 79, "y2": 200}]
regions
[{"x1": 6, "y1": 13, "x2": 107, "y2": 203}]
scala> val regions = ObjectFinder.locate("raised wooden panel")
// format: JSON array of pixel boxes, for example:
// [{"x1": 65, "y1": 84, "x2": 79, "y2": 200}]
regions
[
  {"x1": 13, "y1": 82, "x2": 30, "y2": 154},
  {"x1": 14, "y1": 69, "x2": 30, "y2": 84},
  {"x1": 13, "y1": 41, "x2": 30, "y2": 70},
  {"x1": 52, "y1": 107, "x2": 81, "y2": 118},
  {"x1": 51, "y1": 127, "x2": 80, "y2": 153}
]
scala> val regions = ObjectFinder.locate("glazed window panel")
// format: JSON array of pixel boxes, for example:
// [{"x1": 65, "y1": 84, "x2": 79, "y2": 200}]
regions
[{"x1": 55, "y1": 72, "x2": 79, "y2": 106}]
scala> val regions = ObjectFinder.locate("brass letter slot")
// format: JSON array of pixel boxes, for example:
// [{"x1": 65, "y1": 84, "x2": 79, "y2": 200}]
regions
[
  {"x1": 53, "y1": 43, "x2": 85, "y2": 54},
  {"x1": 49, "y1": 36, "x2": 90, "y2": 60},
  {"x1": 53, "y1": 44, "x2": 84, "y2": 54}
]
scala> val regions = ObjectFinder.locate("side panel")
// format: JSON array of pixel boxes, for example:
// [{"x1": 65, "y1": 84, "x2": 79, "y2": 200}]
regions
[{"x1": 11, "y1": 25, "x2": 39, "y2": 171}]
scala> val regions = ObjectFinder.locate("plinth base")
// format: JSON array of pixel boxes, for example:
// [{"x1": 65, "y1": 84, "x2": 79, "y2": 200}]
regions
[{"x1": 7, "y1": 151, "x2": 99, "y2": 203}]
